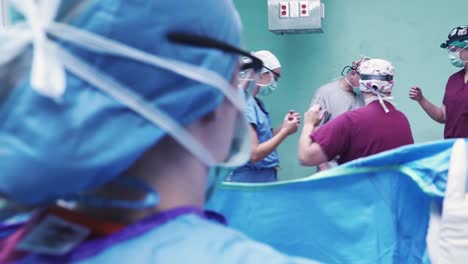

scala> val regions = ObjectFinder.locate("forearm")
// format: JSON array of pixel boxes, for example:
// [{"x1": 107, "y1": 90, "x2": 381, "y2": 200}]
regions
[
  {"x1": 419, "y1": 97, "x2": 446, "y2": 124},
  {"x1": 298, "y1": 123, "x2": 318, "y2": 165},
  {"x1": 273, "y1": 126, "x2": 282, "y2": 136},
  {"x1": 251, "y1": 129, "x2": 289, "y2": 163}
]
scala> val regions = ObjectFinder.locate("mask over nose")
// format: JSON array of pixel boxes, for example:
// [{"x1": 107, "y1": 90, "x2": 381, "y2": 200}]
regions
[
  {"x1": 448, "y1": 47, "x2": 467, "y2": 68},
  {"x1": 0, "y1": 0, "x2": 250, "y2": 207},
  {"x1": 258, "y1": 78, "x2": 277, "y2": 96},
  {"x1": 344, "y1": 76, "x2": 360, "y2": 93}
]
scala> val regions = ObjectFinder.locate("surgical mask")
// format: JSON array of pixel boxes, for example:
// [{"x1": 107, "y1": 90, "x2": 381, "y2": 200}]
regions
[
  {"x1": 0, "y1": 0, "x2": 251, "y2": 207},
  {"x1": 343, "y1": 76, "x2": 361, "y2": 95},
  {"x1": 344, "y1": 76, "x2": 359, "y2": 90},
  {"x1": 204, "y1": 89, "x2": 252, "y2": 196},
  {"x1": 449, "y1": 51, "x2": 465, "y2": 68},
  {"x1": 258, "y1": 80, "x2": 277, "y2": 96}
]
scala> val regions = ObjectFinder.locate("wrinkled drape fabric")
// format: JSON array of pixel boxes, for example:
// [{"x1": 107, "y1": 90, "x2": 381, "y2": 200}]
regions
[{"x1": 207, "y1": 139, "x2": 458, "y2": 263}]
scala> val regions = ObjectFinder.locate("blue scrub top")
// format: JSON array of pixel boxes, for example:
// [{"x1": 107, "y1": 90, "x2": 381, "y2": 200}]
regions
[{"x1": 239, "y1": 96, "x2": 280, "y2": 170}]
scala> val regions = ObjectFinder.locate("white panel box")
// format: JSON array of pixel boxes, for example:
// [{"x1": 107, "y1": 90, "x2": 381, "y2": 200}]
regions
[
  {"x1": 279, "y1": 2, "x2": 289, "y2": 18},
  {"x1": 268, "y1": 0, "x2": 324, "y2": 34}
]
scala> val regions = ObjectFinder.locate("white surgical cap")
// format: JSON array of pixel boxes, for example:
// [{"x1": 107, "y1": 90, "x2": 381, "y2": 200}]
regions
[{"x1": 253, "y1": 50, "x2": 281, "y2": 72}]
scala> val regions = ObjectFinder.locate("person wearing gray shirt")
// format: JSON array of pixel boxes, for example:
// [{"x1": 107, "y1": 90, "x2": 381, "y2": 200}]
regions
[{"x1": 310, "y1": 58, "x2": 367, "y2": 171}]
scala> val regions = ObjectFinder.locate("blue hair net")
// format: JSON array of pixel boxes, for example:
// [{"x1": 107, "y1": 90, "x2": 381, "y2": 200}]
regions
[{"x1": 0, "y1": 0, "x2": 242, "y2": 205}]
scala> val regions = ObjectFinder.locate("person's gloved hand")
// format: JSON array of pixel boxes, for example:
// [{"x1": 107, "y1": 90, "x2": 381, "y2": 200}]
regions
[{"x1": 429, "y1": 139, "x2": 468, "y2": 264}]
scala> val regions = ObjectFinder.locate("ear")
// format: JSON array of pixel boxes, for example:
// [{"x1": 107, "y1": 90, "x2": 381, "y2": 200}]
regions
[
  {"x1": 347, "y1": 71, "x2": 356, "y2": 81},
  {"x1": 350, "y1": 70, "x2": 359, "y2": 77}
]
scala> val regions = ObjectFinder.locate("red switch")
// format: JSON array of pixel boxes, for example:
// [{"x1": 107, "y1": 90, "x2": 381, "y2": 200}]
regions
[
  {"x1": 279, "y1": 2, "x2": 289, "y2": 18},
  {"x1": 299, "y1": 1, "x2": 309, "y2": 17}
]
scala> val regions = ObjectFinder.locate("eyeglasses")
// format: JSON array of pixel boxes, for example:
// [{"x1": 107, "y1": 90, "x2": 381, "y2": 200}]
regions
[
  {"x1": 341, "y1": 66, "x2": 359, "y2": 77},
  {"x1": 341, "y1": 57, "x2": 370, "y2": 77},
  {"x1": 167, "y1": 32, "x2": 264, "y2": 97},
  {"x1": 259, "y1": 67, "x2": 280, "y2": 86},
  {"x1": 242, "y1": 63, "x2": 281, "y2": 88},
  {"x1": 262, "y1": 66, "x2": 281, "y2": 81}
]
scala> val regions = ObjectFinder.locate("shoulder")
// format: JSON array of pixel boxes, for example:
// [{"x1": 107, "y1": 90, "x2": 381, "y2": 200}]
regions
[
  {"x1": 316, "y1": 80, "x2": 340, "y2": 95},
  {"x1": 246, "y1": 95, "x2": 257, "y2": 108},
  {"x1": 330, "y1": 106, "x2": 373, "y2": 128},
  {"x1": 150, "y1": 214, "x2": 317, "y2": 264},
  {"x1": 86, "y1": 214, "x2": 245, "y2": 263},
  {"x1": 393, "y1": 108, "x2": 411, "y2": 123},
  {"x1": 245, "y1": 96, "x2": 258, "y2": 119},
  {"x1": 452, "y1": 69, "x2": 465, "y2": 78},
  {"x1": 336, "y1": 107, "x2": 361, "y2": 123},
  {"x1": 334, "y1": 110, "x2": 354, "y2": 122},
  {"x1": 315, "y1": 112, "x2": 353, "y2": 136},
  {"x1": 447, "y1": 69, "x2": 465, "y2": 82}
]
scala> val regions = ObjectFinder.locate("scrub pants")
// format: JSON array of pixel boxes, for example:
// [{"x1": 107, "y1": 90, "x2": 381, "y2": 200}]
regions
[{"x1": 226, "y1": 167, "x2": 278, "y2": 183}]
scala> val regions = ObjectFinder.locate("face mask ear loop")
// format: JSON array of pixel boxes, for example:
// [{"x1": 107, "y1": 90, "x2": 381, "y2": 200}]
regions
[{"x1": 344, "y1": 76, "x2": 354, "y2": 88}]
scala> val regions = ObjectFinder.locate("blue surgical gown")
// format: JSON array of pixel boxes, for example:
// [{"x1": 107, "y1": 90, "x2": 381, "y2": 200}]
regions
[{"x1": 3, "y1": 209, "x2": 319, "y2": 264}]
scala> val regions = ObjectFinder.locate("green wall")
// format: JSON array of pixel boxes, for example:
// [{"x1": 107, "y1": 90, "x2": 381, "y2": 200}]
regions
[{"x1": 235, "y1": 0, "x2": 468, "y2": 180}]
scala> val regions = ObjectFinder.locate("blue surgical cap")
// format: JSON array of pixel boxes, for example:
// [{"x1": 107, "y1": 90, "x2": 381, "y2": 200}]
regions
[{"x1": 0, "y1": 0, "x2": 242, "y2": 205}]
